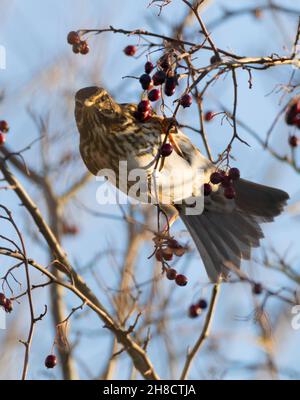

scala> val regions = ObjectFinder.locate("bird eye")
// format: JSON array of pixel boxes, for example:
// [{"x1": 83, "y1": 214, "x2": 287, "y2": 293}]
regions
[{"x1": 100, "y1": 94, "x2": 109, "y2": 102}]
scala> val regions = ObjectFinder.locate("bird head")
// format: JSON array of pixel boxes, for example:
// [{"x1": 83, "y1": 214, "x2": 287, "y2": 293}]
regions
[{"x1": 75, "y1": 86, "x2": 121, "y2": 122}]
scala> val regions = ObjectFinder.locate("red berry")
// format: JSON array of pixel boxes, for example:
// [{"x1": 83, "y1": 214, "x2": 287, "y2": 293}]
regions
[
  {"x1": 174, "y1": 246, "x2": 186, "y2": 257},
  {"x1": 210, "y1": 54, "x2": 221, "y2": 64},
  {"x1": 175, "y1": 274, "x2": 188, "y2": 287},
  {"x1": 138, "y1": 100, "x2": 151, "y2": 113},
  {"x1": 145, "y1": 61, "x2": 154, "y2": 74},
  {"x1": 164, "y1": 87, "x2": 175, "y2": 97},
  {"x1": 224, "y1": 186, "x2": 236, "y2": 200},
  {"x1": 124, "y1": 45, "x2": 137, "y2": 56},
  {"x1": 45, "y1": 354, "x2": 57, "y2": 369},
  {"x1": 228, "y1": 167, "x2": 240, "y2": 180},
  {"x1": 189, "y1": 304, "x2": 201, "y2": 318},
  {"x1": 62, "y1": 223, "x2": 79, "y2": 236},
  {"x1": 205, "y1": 111, "x2": 214, "y2": 121},
  {"x1": 204, "y1": 183, "x2": 212, "y2": 196},
  {"x1": 164, "y1": 77, "x2": 177, "y2": 97},
  {"x1": 167, "y1": 239, "x2": 180, "y2": 249},
  {"x1": 4, "y1": 299, "x2": 13, "y2": 313},
  {"x1": 253, "y1": 282, "x2": 263, "y2": 295},
  {"x1": 221, "y1": 175, "x2": 232, "y2": 188},
  {"x1": 72, "y1": 44, "x2": 81, "y2": 54},
  {"x1": 166, "y1": 268, "x2": 177, "y2": 280},
  {"x1": 180, "y1": 94, "x2": 192, "y2": 108},
  {"x1": 289, "y1": 135, "x2": 299, "y2": 147},
  {"x1": 67, "y1": 31, "x2": 80, "y2": 45},
  {"x1": 210, "y1": 172, "x2": 223, "y2": 184},
  {"x1": 80, "y1": 41, "x2": 89, "y2": 55},
  {"x1": 134, "y1": 109, "x2": 152, "y2": 122},
  {"x1": 0, "y1": 293, "x2": 6, "y2": 306},
  {"x1": 152, "y1": 70, "x2": 166, "y2": 86},
  {"x1": 162, "y1": 246, "x2": 173, "y2": 258},
  {"x1": 139, "y1": 74, "x2": 152, "y2": 90},
  {"x1": 0, "y1": 133, "x2": 5, "y2": 146},
  {"x1": 155, "y1": 249, "x2": 163, "y2": 262},
  {"x1": 160, "y1": 143, "x2": 173, "y2": 157},
  {"x1": 0, "y1": 120, "x2": 9, "y2": 133},
  {"x1": 148, "y1": 89, "x2": 161, "y2": 102},
  {"x1": 198, "y1": 299, "x2": 208, "y2": 310}
]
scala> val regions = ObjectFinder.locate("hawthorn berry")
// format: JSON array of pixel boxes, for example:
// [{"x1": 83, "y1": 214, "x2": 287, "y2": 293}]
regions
[
  {"x1": 138, "y1": 100, "x2": 151, "y2": 113},
  {"x1": 152, "y1": 70, "x2": 166, "y2": 86},
  {"x1": 124, "y1": 45, "x2": 137, "y2": 56},
  {"x1": 180, "y1": 94, "x2": 192, "y2": 108},
  {"x1": 167, "y1": 239, "x2": 180, "y2": 249},
  {"x1": 0, "y1": 293, "x2": 6, "y2": 306},
  {"x1": 224, "y1": 186, "x2": 236, "y2": 200},
  {"x1": 62, "y1": 224, "x2": 79, "y2": 236},
  {"x1": 286, "y1": 102, "x2": 300, "y2": 125},
  {"x1": 79, "y1": 41, "x2": 89, "y2": 55},
  {"x1": 0, "y1": 133, "x2": 5, "y2": 146},
  {"x1": 67, "y1": 31, "x2": 80, "y2": 45},
  {"x1": 134, "y1": 109, "x2": 152, "y2": 122},
  {"x1": 210, "y1": 54, "x2": 221, "y2": 64},
  {"x1": 205, "y1": 111, "x2": 214, "y2": 121},
  {"x1": 175, "y1": 274, "x2": 188, "y2": 287},
  {"x1": 72, "y1": 44, "x2": 81, "y2": 54},
  {"x1": 166, "y1": 268, "x2": 177, "y2": 280},
  {"x1": 160, "y1": 143, "x2": 173, "y2": 157},
  {"x1": 145, "y1": 61, "x2": 154, "y2": 74},
  {"x1": 174, "y1": 246, "x2": 186, "y2": 257},
  {"x1": 198, "y1": 299, "x2": 208, "y2": 310},
  {"x1": 164, "y1": 77, "x2": 177, "y2": 97},
  {"x1": 189, "y1": 304, "x2": 201, "y2": 318},
  {"x1": 4, "y1": 299, "x2": 13, "y2": 313},
  {"x1": 210, "y1": 172, "x2": 223, "y2": 184},
  {"x1": 221, "y1": 175, "x2": 232, "y2": 188},
  {"x1": 161, "y1": 248, "x2": 173, "y2": 261},
  {"x1": 289, "y1": 135, "x2": 299, "y2": 148},
  {"x1": 45, "y1": 354, "x2": 57, "y2": 369},
  {"x1": 252, "y1": 282, "x2": 263, "y2": 295},
  {"x1": 204, "y1": 183, "x2": 212, "y2": 196},
  {"x1": 155, "y1": 249, "x2": 163, "y2": 262},
  {"x1": 148, "y1": 89, "x2": 161, "y2": 102},
  {"x1": 139, "y1": 74, "x2": 152, "y2": 90},
  {"x1": 0, "y1": 120, "x2": 9, "y2": 133},
  {"x1": 228, "y1": 167, "x2": 240, "y2": 180}
]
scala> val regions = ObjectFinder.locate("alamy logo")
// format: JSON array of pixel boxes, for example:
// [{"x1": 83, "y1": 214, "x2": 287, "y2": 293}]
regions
[
  {"x1": 95, "y1": 161, "x2": 205, "y2": 216},
  {"x1": 291, "y1": 305, "x2": 300, "y2": 330},
  {"x1": 0, "y1": 45, "x2": 6, "y2": 70}
]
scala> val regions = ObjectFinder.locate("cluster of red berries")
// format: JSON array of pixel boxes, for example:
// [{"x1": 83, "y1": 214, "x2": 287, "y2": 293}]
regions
[
  {"x1": 0, "y1": 293, "x2": 13, "y2": 313},
  {"x1": 67, "y1": 31, "x2": 89, "y2": 55},
  {"x1": 285, "y1": 100, "x2": 300, "y2": 148},
  {"x1": 204, "y1": 167, "x2": 240, "y2": 200},
  {"x1": 45, "y1": 354, "x2": 57, "y2": 369},
  {"x1": 155, "y1": 238, "x2": 188, "y2": 286},
  {"x1": 124, "y1": 48, "x2": 193, "y2": 118},
  {"x1": 189, "y1": 298, "x2": 208, "y2": 318},
  {"x1": 0, "y1": 120, "x2": 9, "y2": 147},
  {"x1": 155, "y1": 238, "x2": 186, "y2": 262},
  {"x1": 166, "y1": 268, "x2": 188, "y2": 287}
]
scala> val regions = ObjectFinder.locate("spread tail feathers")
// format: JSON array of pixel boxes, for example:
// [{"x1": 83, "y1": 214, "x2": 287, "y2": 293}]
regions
[{"x1": 180, "y1": 179, "x2": 289, "y2": 282}]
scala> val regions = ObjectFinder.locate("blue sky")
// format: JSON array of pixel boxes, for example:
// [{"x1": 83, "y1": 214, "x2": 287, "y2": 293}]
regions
[{"x1": 0, "y1": 0, "x2": 300, "y2": 380}]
